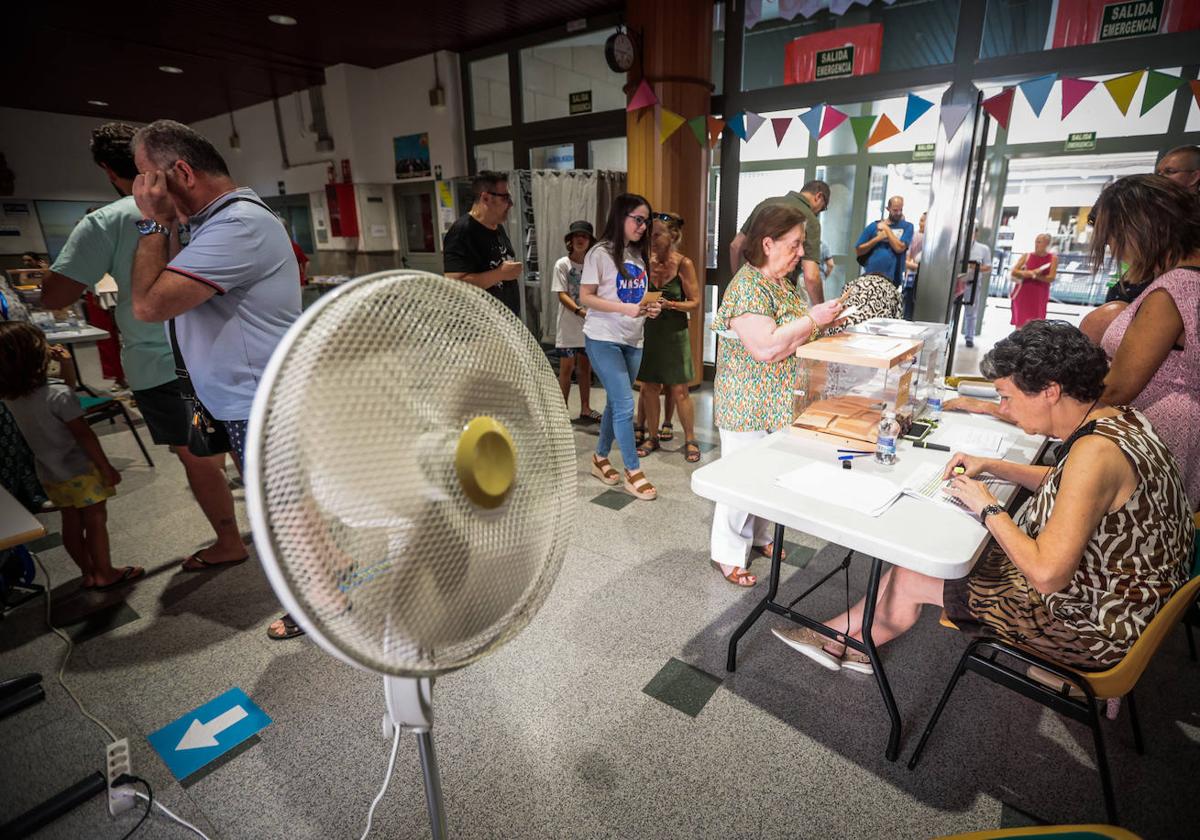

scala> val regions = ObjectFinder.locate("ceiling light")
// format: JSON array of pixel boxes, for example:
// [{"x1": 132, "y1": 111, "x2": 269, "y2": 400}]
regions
[
  {"x1": 87, "y1": 99, "x2": 109, "y2": 107},
  {"x1": 268, "y1": 14, "x2": 298, "y2": 25},
  {"x1": 159, "y1": 65, "x2": 184, "y2": 74}
]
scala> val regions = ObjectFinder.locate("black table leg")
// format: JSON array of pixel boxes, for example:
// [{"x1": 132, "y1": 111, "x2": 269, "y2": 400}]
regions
[
  {"x1": 725, "y1": 523, "x2": 785, "y2": 672},
  {"x1": 861, "y1": 556, "x2": 902, "y2": 761}
]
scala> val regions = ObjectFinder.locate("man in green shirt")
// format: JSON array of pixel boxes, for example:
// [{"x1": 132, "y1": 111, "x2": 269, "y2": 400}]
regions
[
  {"x1": 40, "y1": 123, "x2": 246, "y2": 569},
  {"x1": 728, "y1": 179, "x2": 830, "y2": 304}
]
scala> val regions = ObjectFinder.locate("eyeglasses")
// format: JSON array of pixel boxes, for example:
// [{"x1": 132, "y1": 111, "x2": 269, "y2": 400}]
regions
[
  {"x1": 1155, "y1": 167, "x2": 1197, "y2": 177},
  {"x1": 627, "y1": 214, "x2": 649, "y2": 227},
  {"x1": 650, "y1": 212, "x2": 683, "y2": 226},
  {"x1": 485, "y1": 190, "x2": 513, "y2": 205}
]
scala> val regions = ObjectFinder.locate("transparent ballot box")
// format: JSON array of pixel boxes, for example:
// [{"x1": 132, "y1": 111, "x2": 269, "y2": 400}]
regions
[
  {"x1": 792, "y1": 332, "x2": 923, "y2": 448},
  {"x1": 845, "y1": 318, "x2": 948, "y2": 418}
]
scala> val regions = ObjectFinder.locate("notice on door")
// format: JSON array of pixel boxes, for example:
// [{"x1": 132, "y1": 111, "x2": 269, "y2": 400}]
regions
[
  {"x1": 814, "y1": 46, "x2": 855, "y2": 80},
  {"x1": 1064, "y1": 131, "x2": 1097, "y2": 152},
  {"x1": 1098, "y1": 0, "x2": 1162, "y2": 41},
  {"x1": 569, "y1": 91, "x2": 592, "y2": 115}
]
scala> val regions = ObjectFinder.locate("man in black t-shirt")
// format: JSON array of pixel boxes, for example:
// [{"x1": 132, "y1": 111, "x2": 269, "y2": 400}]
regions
[{"x1": 442, "y1": 170, "x2": 523, "y2": 318}]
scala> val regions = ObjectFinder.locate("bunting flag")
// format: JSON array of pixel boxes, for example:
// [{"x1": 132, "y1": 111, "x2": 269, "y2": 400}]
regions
[
  {"x1": 707, "y1": 116, "x2": 725, "y2": 147},
  {"x1": 849, "y1": 114, "x2": 877, "y2": 149},
  {"x1": 1191, "y1": 80, "x2": 1200, "y2": 113},
  {"x1": 818, "y1": 105, "x2": 848, "y2": 139},
  {"x1": 771, "y1": 116, "x2": 793, "y2": 146},
  {"x1": 982, "y1": 87, "x2": 1016, "y2": 131},
  {"x1": 1140, "y1": 69, "x2": 1186, "y2": 116},
  {"x1": 903, "y1": 93, "x2": 934, "y2": 130},
  {"x1": 687, "y1": 115, "x2": 708, "y2": 146},
  {"x1": 1061, "y1": 77, "x2": 1098, "y2": 119},
  {"x1": 797, "y1": 105, "x2": 824, "y2": 137},
  {"x1": 1102, "y1": 70, "x2": 1144, "y2": 116},
  {"x1": 626, "y1": 79, "x2": 658, "y2": 112},
  {"x1": 726, "y1": 112, "x2": 748, "y2": 141},
  {"x1": 940, "y1": 101, "x2": 973, "y2": 140},
  {"x1": 659, "y1": 108, "x2": 687, "y2": 144},
  {"x1": 866, "y1": 113, "x2": 902, "y2": 147},
  {"x1": 743, "y1": 111, "x2": 767, "y2": 141},
  {"x1": 1018, "y1": 74, "x2": 1056, "y2": 118}
]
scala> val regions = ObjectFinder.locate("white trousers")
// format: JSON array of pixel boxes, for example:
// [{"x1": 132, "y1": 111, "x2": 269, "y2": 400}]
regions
[{"x1": 710, "y1": 427, "x2": 777, "y2": 568}]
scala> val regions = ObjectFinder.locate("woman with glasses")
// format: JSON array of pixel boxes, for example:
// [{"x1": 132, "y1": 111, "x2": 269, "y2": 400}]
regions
[
  {"x1": 579, "y1": 194, "x2": 663, "y2": 501},
  {"x1": 635, "y1": 211, "x2": 702, "y2": 463}
]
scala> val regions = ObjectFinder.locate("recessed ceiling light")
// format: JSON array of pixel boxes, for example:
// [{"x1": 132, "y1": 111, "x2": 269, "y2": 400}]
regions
[
  {"x1": 88, "y1": 99, "x2": 109, "y2": 107},
  {"x1": 268, "y1": 14, "x2": 298, "y2": 25},
  {"x1": 159, "y1": 65, "x2": 184, "y2": 74}
]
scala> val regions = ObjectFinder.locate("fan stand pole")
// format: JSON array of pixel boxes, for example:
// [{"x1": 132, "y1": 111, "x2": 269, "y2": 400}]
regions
[{"x1": 383, "y1": 676, "x2": 447, "y2": 840}]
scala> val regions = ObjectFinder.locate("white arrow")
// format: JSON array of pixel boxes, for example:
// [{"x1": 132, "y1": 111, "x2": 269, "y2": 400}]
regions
[{"x1": 175, "y1": 705, "x2": 248, "y2": 751}]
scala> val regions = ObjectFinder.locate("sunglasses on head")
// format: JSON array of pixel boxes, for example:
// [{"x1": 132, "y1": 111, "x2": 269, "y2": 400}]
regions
[
  {"x1": 1087, "y1": 211, "x2": 1095, "y2": 226},
  {"x1": 651, "y1": 212, "x2": 683, "y2": 226}
]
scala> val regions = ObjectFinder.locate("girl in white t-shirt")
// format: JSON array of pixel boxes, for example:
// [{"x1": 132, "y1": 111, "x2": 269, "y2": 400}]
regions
[
  {"x1": 580, "y1": 194, "x2": 662, "y2": 501},
  {"x1": 551, "y1": 220, "x2": 599, "y2": 422}
]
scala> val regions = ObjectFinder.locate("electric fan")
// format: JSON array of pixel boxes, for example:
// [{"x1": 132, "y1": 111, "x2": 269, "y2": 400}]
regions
[{"x1": 244, "y1": 271, "x2": 576, "y2": 838}]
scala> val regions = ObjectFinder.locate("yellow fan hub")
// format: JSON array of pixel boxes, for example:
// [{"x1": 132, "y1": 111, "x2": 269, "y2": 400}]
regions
[{"x1": 455, "y1": 416, "x2": 517, "y2": 509}]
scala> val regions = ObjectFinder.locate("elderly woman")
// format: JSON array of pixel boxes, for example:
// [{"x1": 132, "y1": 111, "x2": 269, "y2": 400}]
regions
[
  {"x1": 774, "y1": 321, "x2": 1193, "y2": 672},
  {"x1": 708, "y1": 204, "x2": 843, "y2": 586},
  {"x1": 1009, "y1": 233, "x2": 1057, "y2": 327}
]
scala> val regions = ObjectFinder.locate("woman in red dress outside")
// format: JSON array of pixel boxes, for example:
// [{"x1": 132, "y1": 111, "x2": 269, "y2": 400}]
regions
[{"x1": 1009, "y1": 233, "x2": 1057, "y2": 327}]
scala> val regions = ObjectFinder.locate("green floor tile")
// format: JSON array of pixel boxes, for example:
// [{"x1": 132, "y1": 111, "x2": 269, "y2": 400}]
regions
[
  {"x1": 642, "y1": 657, "x2": 722, "y2": 718},
  {"x1": 591, "y1": 490, "x2": 635, "y2": 511},
  {"x1": 782, "y1": 542, "x2": 816, "y2": 569}
]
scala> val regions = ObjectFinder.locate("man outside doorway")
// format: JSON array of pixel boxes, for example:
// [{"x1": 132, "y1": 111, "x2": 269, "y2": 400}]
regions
[
  {"x1": 728, "y1": 180, "x2": 830, "y2": 304},
  {"x1": 854, "y1": 196, "x2": 913, "y2": 290},
  {"x1": 442, "y1": 170, "x2": 523, "y2": 319}
]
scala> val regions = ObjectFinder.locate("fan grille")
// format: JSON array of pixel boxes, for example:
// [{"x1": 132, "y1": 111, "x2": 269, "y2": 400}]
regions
[{"x1": 251, "y1": 272, "x2": 576, "y2": 676}]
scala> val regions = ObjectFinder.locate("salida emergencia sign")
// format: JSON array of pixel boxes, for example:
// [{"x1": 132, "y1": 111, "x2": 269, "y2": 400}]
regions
[
  {"x1": 1098, "y1": 0, "x2": 1162, "y2": 41},
  {"x1": 815, "y1": 45, "x2": 855, "y2": 80}
]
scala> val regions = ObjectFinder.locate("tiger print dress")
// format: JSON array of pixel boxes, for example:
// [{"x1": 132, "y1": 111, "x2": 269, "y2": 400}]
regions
[{"x1": 943, "y1": 408, "x2": 1193, "y2": 669}]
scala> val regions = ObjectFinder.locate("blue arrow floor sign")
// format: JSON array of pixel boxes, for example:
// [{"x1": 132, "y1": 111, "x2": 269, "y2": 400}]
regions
[{"x1": 148, "y1": 687, "x2": 271, "y2": 780}]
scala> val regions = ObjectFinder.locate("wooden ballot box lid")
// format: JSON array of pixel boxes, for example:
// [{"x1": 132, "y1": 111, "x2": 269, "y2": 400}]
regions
[{"x1": 795, "y1": 332, "x2": 922, "y2": 369}]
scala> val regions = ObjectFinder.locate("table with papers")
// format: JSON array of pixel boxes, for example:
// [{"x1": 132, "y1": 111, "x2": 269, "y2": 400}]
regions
[{"x1": 691, "y1": 406, "x2": 1045, "y2": 761}]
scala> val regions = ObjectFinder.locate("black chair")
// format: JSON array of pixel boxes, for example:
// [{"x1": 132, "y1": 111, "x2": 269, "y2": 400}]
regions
[{"x1": 79, "y1": 395, "x2": 154, "y2": 468}]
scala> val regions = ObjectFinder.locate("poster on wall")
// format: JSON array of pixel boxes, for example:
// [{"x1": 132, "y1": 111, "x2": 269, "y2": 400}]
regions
[
  {"x1": 783, "y1": 23, "x2": 883, "y2": 85},
  {"x1": 1047, "y1": 0, "x2": 1200, "y2": 47},
  {"x1": 394, "y1": 133, "x2": 432, "y2": 180}
]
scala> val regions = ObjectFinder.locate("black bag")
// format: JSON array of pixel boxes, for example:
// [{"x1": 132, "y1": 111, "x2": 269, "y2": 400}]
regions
[{"x1": 169, "y1": 318, "x2": 231, "y2": 457}]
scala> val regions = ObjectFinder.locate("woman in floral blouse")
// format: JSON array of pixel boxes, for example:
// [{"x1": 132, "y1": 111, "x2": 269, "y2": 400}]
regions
[{"x1": 709, "y1": 204, "x2": 844, "y2": 586}]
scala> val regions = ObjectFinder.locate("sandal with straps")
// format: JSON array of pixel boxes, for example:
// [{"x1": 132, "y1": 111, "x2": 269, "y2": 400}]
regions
[
  {"x1": 684, "y1": 440, "x2": 701, "y2": 463},
  {"x1": 659, "y1": 422, "x2": 674, "y2": 441},
  {"x1": 635, "y1": 425, "x2": 647, "y2": 446},
  {"x1": 711, "y1": 560, "x2": 757, "y2": 588},
  {"x1": 637, "y1": 436, "x2": 660, "y2": 458},
  {"x1": 591, "y1": 454, "x2": 620, "y2": 486},
  {"x1": 623, "y1": 469, "x2": 657, "y2": 500}
]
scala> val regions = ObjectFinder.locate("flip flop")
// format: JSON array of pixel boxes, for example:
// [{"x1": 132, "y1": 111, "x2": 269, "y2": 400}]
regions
[
  {"x1": 267, "y1": 613, "x2": 306, "y2": 640},
  {"x1": 181, "y1": 552, "x2": 249, "y2": 572},
  {"x1": 93, "y1": 566, "x2": 145, "y2": 592}
]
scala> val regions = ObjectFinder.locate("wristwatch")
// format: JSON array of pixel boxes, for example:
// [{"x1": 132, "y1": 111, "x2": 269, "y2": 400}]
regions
[
  {"x1": 979, "y1": 503, "x2": 1005, "y2": 526},
  {"x1": 136, "y1": 218, "x2": 170, "y2": 237}
]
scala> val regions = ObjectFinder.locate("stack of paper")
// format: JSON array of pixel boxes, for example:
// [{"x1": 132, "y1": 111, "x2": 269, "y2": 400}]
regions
[
  {"x1": 775, "y1": 462, "x2": 902, "y2": 517},
  {"x1": 927, "y1": 426, "x2": 1013, "y2": 458},
  {"x1": 900, "y1": 462, "x2": 1012, "y2": 522}
]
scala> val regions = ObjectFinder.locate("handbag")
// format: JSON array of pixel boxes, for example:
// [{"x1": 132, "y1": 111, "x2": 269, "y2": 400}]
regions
[{"x1": 169, "y1": 317, "x2": 231, "y2": 457}]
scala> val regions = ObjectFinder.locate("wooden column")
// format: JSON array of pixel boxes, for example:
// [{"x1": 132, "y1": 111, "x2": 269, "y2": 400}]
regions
[{"x1": 625, "y1": 0, "x2": 714, "y2": 387}]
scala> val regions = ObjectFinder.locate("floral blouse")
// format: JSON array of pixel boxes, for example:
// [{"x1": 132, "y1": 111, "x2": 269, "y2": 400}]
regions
[{"x1": 711, "y1": 262, "x2": 809, "y2": 432}]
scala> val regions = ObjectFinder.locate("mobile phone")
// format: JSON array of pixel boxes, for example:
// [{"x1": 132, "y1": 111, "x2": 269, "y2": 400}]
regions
[{"x1": 903, "y1": 420, "x2": 932, "y2": 441}]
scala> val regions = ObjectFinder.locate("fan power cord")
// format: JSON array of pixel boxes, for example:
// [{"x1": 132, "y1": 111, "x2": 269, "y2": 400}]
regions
[
  {"x1": 133, "y1": 791, "x2": 212, "y2": 840},
  {"x1": 360, "y1": 724, "x2": 402, "y2": 840},
  {"x1": 113, "y1": 775, "x2": 151, "y2": 839}
]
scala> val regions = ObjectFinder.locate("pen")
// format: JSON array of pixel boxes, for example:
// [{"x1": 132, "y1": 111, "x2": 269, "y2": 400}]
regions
[
  {"x1": 837, "y1": 453, "x2": 872, "y2": 461},
  {"x1": 911, "y1": 440, "x2": 950, "y2": 452},
  {"x1": 837, "y1": 449, "x2": 873, "y2": 455}
]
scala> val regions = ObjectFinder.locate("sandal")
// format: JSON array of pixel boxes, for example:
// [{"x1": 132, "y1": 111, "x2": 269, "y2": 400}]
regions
[
  {"x1": 580, "y1": 409, "x2": 602, "y2": 423},
  {"x1": 712, "y1": 560, "x2": 756, "y2": 588},
  {"x1": 750, "y1": 542, "x2": 787, "y2": 562},
  {"x1": 659, "y1": 422, "x2": 674, "y2": 441},
  {"x1": 181, "y1": 551, "x2": 249, "y2": 572},
  {"x1": 635, "y1": 425, "x2": 647, "y2": 446},
  {"x1": 591, "y1": 455, "x2": 620, "y2": 486},
  {"x1": 684, "y1": 440, "x2": 701, "y2": 463},
  {"x1": 636, "y1": 437, "x2": 660, "y2": 458},
  {"x1": 268, "y1": 613, "x2": 306, "y2": 640},
  {"x1": 93, "y1": 566, "x2": 145, "y2": 592},
  {"x1": 623, "y1": 469, "x2": 657, "y2": 501}
]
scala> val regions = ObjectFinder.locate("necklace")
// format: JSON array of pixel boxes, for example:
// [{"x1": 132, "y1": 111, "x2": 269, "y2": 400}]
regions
[{"x1": 1036, "y1": 398, "x2": 1103, "y2": 497}]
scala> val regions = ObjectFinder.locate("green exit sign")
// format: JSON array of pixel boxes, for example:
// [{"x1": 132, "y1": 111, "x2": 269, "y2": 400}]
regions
[
  {"x1": 814, "y1": 45, "x2": 855, "y2": 80},
  {"x1": 1098, "y1": 0, "x2": 1162, "y2": 42},
  {"x1": 1064, "y1": 131, "x2": 1097, "y2": 151},
  {"x1": 912, "y1": 143, "x2": 936, "y2": 162}
]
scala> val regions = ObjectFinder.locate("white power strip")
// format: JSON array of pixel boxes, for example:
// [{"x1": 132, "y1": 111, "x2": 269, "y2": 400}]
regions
[{"x1": 106, "y1": 738, "x2": 135, "y2": 816}]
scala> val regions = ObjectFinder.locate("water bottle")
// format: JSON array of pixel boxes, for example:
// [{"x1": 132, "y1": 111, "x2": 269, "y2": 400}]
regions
[
  {"x1": 928, "y1": 376, "x2": 945, "y2": 422},
  {"x1": 875, "y1": 410, "x2": 899, "y2": 465}
]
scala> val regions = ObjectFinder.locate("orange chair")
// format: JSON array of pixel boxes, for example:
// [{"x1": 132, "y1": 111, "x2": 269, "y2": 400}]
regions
[{"x1": 935, "y1": 825, "x2": 1141, "y2": 840}]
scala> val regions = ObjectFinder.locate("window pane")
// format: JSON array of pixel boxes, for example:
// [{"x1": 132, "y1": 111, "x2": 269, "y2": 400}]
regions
[
  {"x1": 400, "y1": 193, "x2": 436, "y2": 253},
  {"x1": 812, "y1": 163, "x2": 858, "y2": 301},
  {"x1": 706, "y1": 161, "x2": 720, "y2": 269},
  {"x1": 982, "y1": 0, "x2": 1200, "y2": 59},
  {"x1": 471, "y1": 55, "x2": 511, "y2": 130},
  {"x1": 818, "y1": 87, "x2": 946, "y2": 156},
  {"x1": 712, "y1": 2, "x2": 725, "y2": 96},
  {"x1": 736, "y1": 168, "x2": 806, "y2": 231},
  {"x1": 588, "y1": 137, "x2": 627, "y2": 170},
  {"x1": 530, "y1": 143, "x2": 576, "y2": 170},
  {"x1": 741, "y1": 0, "x2": 959, "y2": 91},
  {"x1": 474, "y1": 141, "x2": 514, "y2": 172},
  {"x1": 520, "y1": 31, "x2": 625, "y2": 123}
]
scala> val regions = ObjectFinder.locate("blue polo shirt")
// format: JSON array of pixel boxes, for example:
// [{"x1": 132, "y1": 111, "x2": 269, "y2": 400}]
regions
[
  {"x1": 855, "y1": 219, "x2": 913, "y2": 287},
  {"x1": 166, "y1": 188, "x2": 301, "y2": 421}
]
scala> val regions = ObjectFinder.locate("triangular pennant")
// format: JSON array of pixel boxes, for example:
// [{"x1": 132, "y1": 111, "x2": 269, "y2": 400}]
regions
[
  {"x1": 797, "y1": 105, "x2": 824, "y2": 137},
  {"x1": 659, "y1": 108, "x2": 687, "y2": 144},
  {"x1": 743, "y1": 111, "x2": 766, "y2": 142},
  {"x1": 866, "y1": 113, "x2": 902, "y2": 147},
  {"x1": 1191, "y1": 80, "x2": 1200, "y2": 113},
  {"x1": 1140, "y1": 69, "x2": 1186, "y2": 116},
  {"x1": 626, "y1": 79, "x2": 658, "y2": 112},
  {"x1": 1102, "y1": 70, "x2": 1144, "y2": 116},
  {"x1": 849, "y1": 114, "x2": 877, "y2": 149},
  {"x1": 687, "y1": 115, "x2": 707, "y2": 146},
  {"x1": 1018, "y1": 73, "x2": 1056, "y2": 118},
  {"x1": 982, "y1": 87, "x2": 1015, "y2": 131},
  {"x1": 818, "y1": 105, "x2": 848, "y2": 139},
  {"x1": 771, "y1": 117, "x2": 793, "y2": 147},
  {"x1": 707, "y1": 116, "x2": 725, "y2": 147},
  {"x1": 940, "y1": 101, "x2": 972, "y2": 140},
  {"x1": 726, "y1": 112, "x2": 748, "y2": 141},
  {"x1": 903, "y1": 93, "x2": 934, "y2": 130},
  {"x1": 1061, "y1": 77, "x2": 1098, "y2": 119}
]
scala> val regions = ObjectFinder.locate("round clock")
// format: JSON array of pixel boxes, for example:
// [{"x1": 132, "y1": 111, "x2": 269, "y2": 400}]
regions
[{"x1": 605, "y1": 30, "x2": 636, "y2": 73}]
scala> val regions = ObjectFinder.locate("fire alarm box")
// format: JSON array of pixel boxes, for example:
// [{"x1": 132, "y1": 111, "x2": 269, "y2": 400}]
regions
[{"x1": 325, "y1": 183, "x2": 359, "y2": 238}]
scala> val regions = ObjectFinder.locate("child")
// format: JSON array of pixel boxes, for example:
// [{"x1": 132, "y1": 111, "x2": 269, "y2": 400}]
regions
[
  {"x1": 552, "y1": 220, "x2": 599, "y2": 422},
  {"x1": 0, "y1": 322, "x2": 142, "y2": 590}
]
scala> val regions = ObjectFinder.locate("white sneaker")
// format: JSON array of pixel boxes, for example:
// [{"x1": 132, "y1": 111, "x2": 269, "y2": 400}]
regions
[
  {"x1": 840, "y1": 649, "x2": 874, "y2": 675},
  {"x1": 771, "y1": 626, "x2": 841, "y2": 671}
]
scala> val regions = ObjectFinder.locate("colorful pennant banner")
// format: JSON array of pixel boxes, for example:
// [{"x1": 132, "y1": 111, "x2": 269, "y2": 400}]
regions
[
  {"x1": 1102, "y1": 70, "x2": 1144, "y2": 116},
  {"x1": 1061, "y1": 77, "x2": 1098, "y2": 119},
  {"x1": 819, "y1": 105, "x2": 848, "y2": 139},
  {"x1": 849, "y1": 114, "x2": 877, "y2": 149},
  {"x1": 726, "y1": 112, "x2": 748, "y2": 141},
  {"x1": 867, "y1": 113, "x2": 902, "y2": 147},
  {"x1": 982, "y1": 87, "x2": 1016, "y2": 131},
  {"x1": 903, "y1": 93, "x2": 934, "y2": 130},
  {"x1": 1018, "y1": 74, "x2": 1057, "y2": 118},
  {"x1": 1140, "y1": 70, "x2": 1185, "y2": 115},
  {"x1": 687, "y1": 115, "x2": 708, "y2": 146},
  {"x1": 939, "y1": 101, "x2": 973, "y2": 141},
  {"x1": 626, "y1": 79, "x2": 658, "y2": 112},
  {"x1": 707, "y1": 116, "x2": 725, "y2": 147},
  {"x1": 743, "y1": 111, "x2": 767, "y2": 141},
  {"x1": 771, "y1": 116, "x2": 793, "y2": 146},
  {"x1": 659, "y1": 108, "x2": 687, "y2": 144},
  {"x1": 1191, "y1": 80, "x2": 1200, "y2": 112},
  {"x1": 797, "y1": 105, "x2": 824, "y2": 137}
]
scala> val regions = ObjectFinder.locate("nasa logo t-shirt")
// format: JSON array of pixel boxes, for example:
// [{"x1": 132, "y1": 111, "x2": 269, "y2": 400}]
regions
[{"x1": 581, "y1": 244, "x2": 649, "y2": 348}]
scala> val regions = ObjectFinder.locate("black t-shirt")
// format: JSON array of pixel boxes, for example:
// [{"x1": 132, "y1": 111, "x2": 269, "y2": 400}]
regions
[{"x1": 442, "y1": 214, "x2": 521, "y2": 317}]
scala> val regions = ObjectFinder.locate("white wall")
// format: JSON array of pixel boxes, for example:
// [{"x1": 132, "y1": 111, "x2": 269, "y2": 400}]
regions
[{"x1": 0, "y1": 106, "x2": 131, "y2": 201}]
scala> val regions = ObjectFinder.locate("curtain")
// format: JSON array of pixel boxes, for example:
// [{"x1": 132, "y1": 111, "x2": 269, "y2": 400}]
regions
[
  {"x1": 593, "y1": 170, "x2": 627, "y2": 233},
  {"x1": 532, "y1": 170, "x2": 599, "y2": 344}
]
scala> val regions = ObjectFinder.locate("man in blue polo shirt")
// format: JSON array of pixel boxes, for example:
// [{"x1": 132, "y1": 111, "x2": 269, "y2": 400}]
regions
[{"x1": 854, "y1": 196, "x2": 913, "y2": 289}]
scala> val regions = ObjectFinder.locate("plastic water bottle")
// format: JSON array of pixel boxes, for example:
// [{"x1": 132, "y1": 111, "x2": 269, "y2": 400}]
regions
[
  {"x1": 928, "y1": 376, "x2": 945, "y2": 422},
  {"x1": 875, "y1": 410, "x2": 899, "y2": 465}
]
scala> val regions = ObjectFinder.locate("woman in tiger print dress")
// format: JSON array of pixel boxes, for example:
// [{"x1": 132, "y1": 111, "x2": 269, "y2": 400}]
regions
[{"x1": 772, "y1": 321, "x2": 1193, "y2": 673}]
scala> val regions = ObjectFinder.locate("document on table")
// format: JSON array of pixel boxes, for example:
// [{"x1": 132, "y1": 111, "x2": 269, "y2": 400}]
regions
[
  {"x1": 900, "y1": 462, "x2": 1012, "y2": 522},
  {"x1": 926, "y1": 426, "x2": 1013, "y2": 458},
  {"x1": 775, "y1": 462, "x2": 902, "y2": 517}
]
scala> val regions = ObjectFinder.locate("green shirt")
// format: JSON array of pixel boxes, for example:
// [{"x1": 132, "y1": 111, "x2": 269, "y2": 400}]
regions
[
  {"x1": 51, "y1": 196, "x2": 176, "y2": 391},
  {"x1": 711, "y1": 263, "x2": 809, "y2": 432},
  {"x1": 740, "y1": 191, "x2": 822, "y2": 267}
]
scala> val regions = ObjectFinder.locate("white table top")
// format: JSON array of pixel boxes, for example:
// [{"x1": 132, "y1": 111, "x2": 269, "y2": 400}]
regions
[
  {"x1": 691, "y1": 410, "x2": 1045, "y2": 580},
  {"x1": 42, "y1": 325, "x2": 111, "y2": 345},
  {"x1": 0, "y1": 485, "x2": 45, "y2": 552}
]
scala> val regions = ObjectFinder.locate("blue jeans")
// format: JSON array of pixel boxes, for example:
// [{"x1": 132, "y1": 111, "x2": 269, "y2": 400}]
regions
[{"x1": 585, "y1": 336, "x2": 643, "y2": 473}]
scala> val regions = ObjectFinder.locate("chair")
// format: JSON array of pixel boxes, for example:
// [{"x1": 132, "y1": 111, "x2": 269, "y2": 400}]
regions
[
  {"x1": 935, "y1": 825, "x2": 1142, "y2": 840},
  {"x1": 1183, "y1": 513, "x2": 1200, "y2": 660},
  {"x1": 79, "y1": 395, "x2": 154, "y2": 468},
  {"x1": 910, "y1": 574, "x2": 1200, "y2": 826}
]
